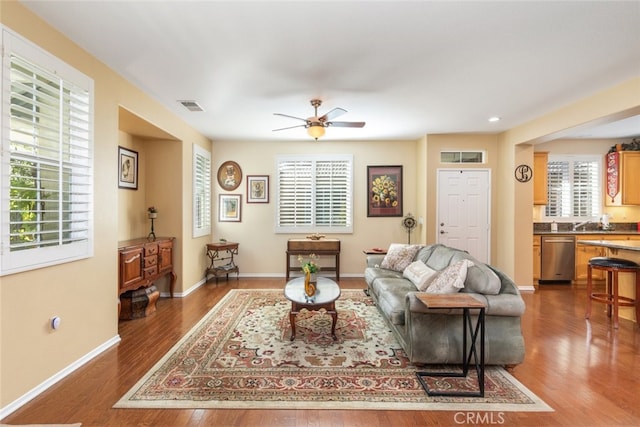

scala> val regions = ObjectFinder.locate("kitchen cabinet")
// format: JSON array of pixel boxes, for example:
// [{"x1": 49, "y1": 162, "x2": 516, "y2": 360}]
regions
[
  {"x1": 605, "y1": 151, "x2": 640, "y2": 206},
  {"x1": 533, "y1": 152, "x2": 548, "y2": 205},
  {"x1": 533, "y1": 235, "x2": 541, "y2": 281},
  {"x1": 575, "y1": 236, "x2": 606, "y2": 282},
  {"x1": 621, "y1": 152, "x2": 640, "y2": 204}
]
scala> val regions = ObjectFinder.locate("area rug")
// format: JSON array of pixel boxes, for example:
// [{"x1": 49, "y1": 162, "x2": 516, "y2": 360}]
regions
[{"x1": 114, "y1": 289, "x2": 552, "y2": 412}]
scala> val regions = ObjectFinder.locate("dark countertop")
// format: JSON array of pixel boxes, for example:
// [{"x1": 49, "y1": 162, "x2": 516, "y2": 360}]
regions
[
  {"x1": 534, "y1": 231, "x2": 640, "y2": 236},
  {"x1": 577, "y1": 240, "x2": 640, "y2": 252}
]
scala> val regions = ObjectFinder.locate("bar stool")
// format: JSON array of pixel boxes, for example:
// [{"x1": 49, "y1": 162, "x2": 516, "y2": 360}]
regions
[{"x1": 585, "y1": 257, "x2": 640, "y2": 329}]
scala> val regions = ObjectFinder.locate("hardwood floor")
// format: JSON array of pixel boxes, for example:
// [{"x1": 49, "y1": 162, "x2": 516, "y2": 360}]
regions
[{"x1": 2, "y1": 278, "x2": 639, "y2": 426}]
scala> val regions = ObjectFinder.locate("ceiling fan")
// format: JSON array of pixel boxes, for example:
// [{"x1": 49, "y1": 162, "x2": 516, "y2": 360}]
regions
[{"x1": 273, "y1": 99, "x2": 365, "y2": 140}]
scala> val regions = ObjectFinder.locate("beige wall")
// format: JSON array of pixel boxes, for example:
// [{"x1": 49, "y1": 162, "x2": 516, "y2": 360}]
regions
[
  {"x1": 1, "y1": 2, "x2": 211, "y2": 411},
  {"x1": 211, "y1": 139, "x2": 420, "y2": 276}
]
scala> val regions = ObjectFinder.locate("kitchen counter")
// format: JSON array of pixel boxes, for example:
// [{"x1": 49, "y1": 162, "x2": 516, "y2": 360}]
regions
[
  {"x1": 577, "y1": 239, "x2": 639, "y2": 324},
  {"x1": 535, "y1": 231, "x2": 640, "y2": 236},
  {"x1": 577, "y1": 240, "x2": 640, "y2": 251}
]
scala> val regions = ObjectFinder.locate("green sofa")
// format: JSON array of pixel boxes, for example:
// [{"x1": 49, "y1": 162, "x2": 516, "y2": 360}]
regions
[{"x1": 364, "y1": 243, "x2": 526, "y2": 367}]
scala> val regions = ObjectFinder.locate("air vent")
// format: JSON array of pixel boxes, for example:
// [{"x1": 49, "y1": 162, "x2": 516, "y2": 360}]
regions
[{"x1": 178, "y1": 100, "x2": 204, "y2": 112}]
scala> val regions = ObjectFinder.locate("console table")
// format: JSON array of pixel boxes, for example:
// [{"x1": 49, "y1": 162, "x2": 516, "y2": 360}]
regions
[
  {"x1": 206, "y1": 242, "x2": 239, "y2": 283},
  {"x1": 118, "y1": 237, "x2": 176, "y2": 319},
  {"x1": 414, "y1": 293, "x2": 486, "y2": 397},
  {"x1": 286, "y1": 238, "x2": 340, "y2": 280}
]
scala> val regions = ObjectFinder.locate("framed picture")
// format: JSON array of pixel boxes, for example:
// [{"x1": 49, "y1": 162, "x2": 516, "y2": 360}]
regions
[
  {"x1": 217, "y1": 160, "x2": 242, "y2": 191},
  {"x1": 367, "y1": 165, "x2": 403, "y2": 217},
  {"x1": 219, "y1": 194, "x2": 241, "y2": 222},
  {"x1": 247, "y1": 175, "x2": 269, "y2": 203},
  {"x1": 118, "y1": 146, "x2": 138, "y2": 189}
]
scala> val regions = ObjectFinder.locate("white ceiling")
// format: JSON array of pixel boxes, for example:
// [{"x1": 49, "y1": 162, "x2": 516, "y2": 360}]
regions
[{"x1": 20, "y1": 0, "x2": 640, "y2": 142}]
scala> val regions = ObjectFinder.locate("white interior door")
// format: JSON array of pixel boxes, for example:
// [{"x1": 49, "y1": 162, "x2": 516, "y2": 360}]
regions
[{"x1": 437, "y1": 169, "x2": 491, "y2": 263}]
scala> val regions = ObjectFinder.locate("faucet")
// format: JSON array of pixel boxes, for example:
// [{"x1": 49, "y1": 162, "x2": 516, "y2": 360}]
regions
[{"x1": 573, "y1": 220, "x2": 592, "y2": 231}]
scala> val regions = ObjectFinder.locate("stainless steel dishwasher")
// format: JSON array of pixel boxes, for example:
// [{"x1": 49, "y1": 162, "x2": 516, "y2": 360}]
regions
[{"x1": 540, "y1": 235, "x2": 576, "y2": 282}]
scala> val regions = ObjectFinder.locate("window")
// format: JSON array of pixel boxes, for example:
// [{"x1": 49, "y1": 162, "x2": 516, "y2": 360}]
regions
[
  {"x1": 440, "y1": 151, "x2": 485, "y2": 164},
  {"x1": 192, "y1": 144, "x2": 211, "y2": 237},
  {"x1": 1, "y1": 28, "x2": 94, "y2": 275},
  {"x1": 545, "y1": 155, "x2": 601, "y2": 220},
  {"x1": 276, "y1": 154, "x2": 353, "y2": 233}
]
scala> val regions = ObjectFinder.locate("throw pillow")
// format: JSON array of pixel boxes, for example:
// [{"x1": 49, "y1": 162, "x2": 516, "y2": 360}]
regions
[
  {"x1": 425, "y1": 259, "x2": 474, "y2": 294},
  {"x1": 381, "y1": 244, "x2": 422, "y2": 272},
  {"x1": 403, "y1": 261, "x2": 438, "y2": 291}
]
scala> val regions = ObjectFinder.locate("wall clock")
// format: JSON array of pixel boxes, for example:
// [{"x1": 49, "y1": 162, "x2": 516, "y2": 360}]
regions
[{"x1": 514, "y1": 164, "x2": 532, "y2": 183}]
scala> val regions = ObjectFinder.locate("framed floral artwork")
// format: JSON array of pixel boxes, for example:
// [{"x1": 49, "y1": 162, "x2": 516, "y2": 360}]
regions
[
  {"x1": 118, "y1": 146, "x2": 138, "y2": 189},
  {"x1": 367, "y1": 165, "x2": 403, "y2": 217},
  {"x1": 246, "y1": 175, "x2": 269, "y2": 203},
  {"x1": 219, "y1": 194, "x2": 241, "y2": 222},
  {"x1": 217, "y1": 160, "x2": 242, "y2": 191}
]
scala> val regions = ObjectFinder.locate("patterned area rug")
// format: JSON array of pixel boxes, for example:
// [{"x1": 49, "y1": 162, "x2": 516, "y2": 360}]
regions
[{"x1": 114, "y1": 289, "x2": 552, "y2": 411}]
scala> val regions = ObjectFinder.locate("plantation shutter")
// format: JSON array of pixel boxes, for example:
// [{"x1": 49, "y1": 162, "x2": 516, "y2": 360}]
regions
[
  {"x1": 545, "y1": 156, "x2": 600, "y2": 219},
  {"x1": 546, "y1": 161, "x2": 569, "y2": 217},
  {"x1": 2, "y1": 29, "x2": 94, "y2": 275},
  {"x1": 193, "y1": 144, "x2": 211, "y2": 237},
  {"x1": 276, "y1": 155, "x2": 353, "y2": 233},
  {"x1": 572, "y1": 160, "x2": 600, "y2": 217}
]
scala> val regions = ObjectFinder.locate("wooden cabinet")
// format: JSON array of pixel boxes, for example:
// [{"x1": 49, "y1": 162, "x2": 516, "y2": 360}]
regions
[
  {"x1": 533, "y1": 235, "x2": 541, "y2": 281},
  {"x1": 621, "y1": 152, "x2": 640, "y2": 205},
  {"x1": 575, "y1": 236, "x2": 605, "y2": 282},
  {"x1": 606, "y1": 151, "x2": 640, "y2": 206},
  {"x1": 533, "y1": 152, "x2": 548, "y2": 205},
  {"x1": 118, "y1": 237, "x2": 176, "y2": 297}
]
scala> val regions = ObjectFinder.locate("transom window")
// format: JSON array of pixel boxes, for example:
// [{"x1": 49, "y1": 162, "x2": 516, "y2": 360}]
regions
[
  {"x1": 275, "y1": 154, "x2": 353, "y2": 234},
  {"x1": 1, "y1": 28, "x2": 94, "y2": 275},
  {"x1": 545, "y1": 155, "x2": 601, "y2": 220}
]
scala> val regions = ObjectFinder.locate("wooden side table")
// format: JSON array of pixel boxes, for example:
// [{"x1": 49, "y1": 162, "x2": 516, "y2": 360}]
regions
[
  {"x1": 414, "y1": 293, "x2": 487, "y2": 397},
  {"x1": 286, "y1": 238, "x2": 340, "y2": 280},
  {"x1": 206, "y1": 242, "x2": 239, "y2": 283}
]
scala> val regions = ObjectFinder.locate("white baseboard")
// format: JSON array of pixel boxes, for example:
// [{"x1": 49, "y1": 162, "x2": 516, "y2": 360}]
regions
[{"x1": 0, "y1": 335, "x2": 121, "y2": 419}]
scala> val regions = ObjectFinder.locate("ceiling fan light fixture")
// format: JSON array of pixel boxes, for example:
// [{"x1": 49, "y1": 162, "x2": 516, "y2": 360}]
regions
[{"x1": 307, "y1": 123, "x2": 325, "y2": 140}]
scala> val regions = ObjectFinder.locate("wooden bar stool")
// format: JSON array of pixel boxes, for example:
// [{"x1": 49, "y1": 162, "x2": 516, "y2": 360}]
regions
[{"x1": 585, "y1": 257, "x2": 640, "y2": 329}]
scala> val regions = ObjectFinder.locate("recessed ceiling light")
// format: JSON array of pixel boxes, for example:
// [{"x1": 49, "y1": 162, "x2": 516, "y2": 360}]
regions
[{"x1": 488, "y1": 116, "x2": 501, "y2": 123}]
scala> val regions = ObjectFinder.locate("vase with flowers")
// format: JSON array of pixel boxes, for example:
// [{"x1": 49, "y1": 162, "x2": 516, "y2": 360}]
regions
[
  {"x1": 147, "y1": 206, "x2": 158, "y2": 240},
  {"x1": 298, "y1": 253, "x2": 319, "y2": 298}
]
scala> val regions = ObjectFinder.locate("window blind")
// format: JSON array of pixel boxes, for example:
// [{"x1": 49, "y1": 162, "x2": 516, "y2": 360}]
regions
[
  {"x1": 2, "y1": 29, "x2": 94, "y2": 275},
  {"x1": 545, "y1": 156, "x2": 600, "y2": 219},
  {"x1": 276, "y1": 155, "x2": 353, "y2": 233},
  {"x1": 193, "y1": 144, "x2": 211, "y2": 237}
]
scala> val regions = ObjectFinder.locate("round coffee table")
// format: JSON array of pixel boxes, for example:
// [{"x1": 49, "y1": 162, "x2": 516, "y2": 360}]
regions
[{"x1": 284, "y1": 276, "x2": 341, "y2": 341}]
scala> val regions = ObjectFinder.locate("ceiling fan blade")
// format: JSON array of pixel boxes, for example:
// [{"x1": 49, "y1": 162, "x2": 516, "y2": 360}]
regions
[
  {"x1": 326, "y1": 121, "x2": 366, "y2": 128},
  {"x1": 319, "y1": 107, "x2": 347, "y2": 122},
  {"x1": 272, "y1": 124, "x2": 307, "y2": 132},
  {"x1": 274, "y1": 113, "x2": 309, "y2": 123}
]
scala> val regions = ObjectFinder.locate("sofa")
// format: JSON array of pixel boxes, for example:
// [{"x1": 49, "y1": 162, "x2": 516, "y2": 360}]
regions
[{"x1": 364, "y1": 243, "x2": 525, "y2": 367}]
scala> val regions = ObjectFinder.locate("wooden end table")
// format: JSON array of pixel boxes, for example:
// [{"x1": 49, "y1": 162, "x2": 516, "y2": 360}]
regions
[
  {"x1": 284, "y1": 276, "x2": 341, "y2": 341},
  {"x1": 414, "y1": 293, "x2": 487, "y2": 397},
  {"x1": 205, "y1": 242, "x2": 239, "y2": 283}
]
